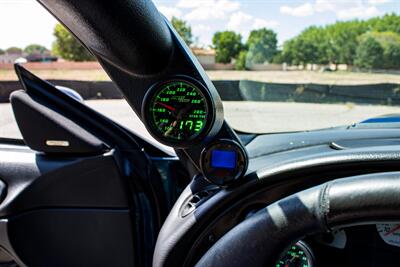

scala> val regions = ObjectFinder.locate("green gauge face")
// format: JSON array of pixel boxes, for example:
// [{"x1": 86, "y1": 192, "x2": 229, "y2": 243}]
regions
[
  {"x1": 145, "y1": 80, "x2": 209, "y2": 144},
  {"x1": 275, "y1": 242, "x2": 313, "y2": 267}
]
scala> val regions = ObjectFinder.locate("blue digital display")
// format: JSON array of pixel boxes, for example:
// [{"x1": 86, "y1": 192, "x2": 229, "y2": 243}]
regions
[{"x1": 211, "y1": 149, "x2": 237, "y2": 169}]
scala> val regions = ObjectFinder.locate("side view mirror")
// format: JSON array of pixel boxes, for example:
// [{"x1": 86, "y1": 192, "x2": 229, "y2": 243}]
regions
[{"x1": 55, "y1": 85, "x2": 84, "y2": 103}]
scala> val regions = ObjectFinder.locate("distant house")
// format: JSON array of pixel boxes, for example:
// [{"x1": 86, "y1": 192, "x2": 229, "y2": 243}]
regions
[
  {"x1": 0, "y1": 51, "x2": 23, "y2": 63},
  {"x1": 192, "y1": 48, "x2": 216, "y2": 66}
]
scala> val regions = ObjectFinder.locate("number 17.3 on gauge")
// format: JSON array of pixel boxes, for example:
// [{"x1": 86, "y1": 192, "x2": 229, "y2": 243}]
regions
[{"x1": 148, "y1": 80, "x2": 209, "y2": 142}]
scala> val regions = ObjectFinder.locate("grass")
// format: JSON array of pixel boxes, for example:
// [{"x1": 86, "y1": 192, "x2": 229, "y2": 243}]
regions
[{"x1": 1, "y1": 68, "x2": 400, "y2": 85}]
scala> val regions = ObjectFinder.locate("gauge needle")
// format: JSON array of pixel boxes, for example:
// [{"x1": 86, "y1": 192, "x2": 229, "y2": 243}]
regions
[
  {"x1": 385, "y1": 225, "x2": 400, "y2": 236},
  {"x1": 156, "y1": 102, "x2": 176, "y2": 111}
]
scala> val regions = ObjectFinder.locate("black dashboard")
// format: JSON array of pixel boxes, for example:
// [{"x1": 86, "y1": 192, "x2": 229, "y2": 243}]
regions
[{"x1": 150, "y1": 126, "x2": 400, "y2": 267}]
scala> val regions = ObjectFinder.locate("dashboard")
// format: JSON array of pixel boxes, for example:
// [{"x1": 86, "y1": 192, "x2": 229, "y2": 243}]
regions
[
  {"x1": 10, "y1": 1, "x2": 400, "y2": 267},
  {"x1": 150, "y1": 123, "x2": 400, "y2": 267},
  {"x1": 134, "y1": 72, "x2": 400, "y2": 266}
]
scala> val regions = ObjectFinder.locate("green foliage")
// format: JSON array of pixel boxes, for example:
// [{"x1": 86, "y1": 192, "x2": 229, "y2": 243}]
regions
[
  {"x1": 52, "y1": 23, "x2": 95, "y2": 61},
  {"x1": 356, "y1": 31, "x2": 400, "y2": 69},
  {"x1": 354, "y1": 36, "x2": 384, "y2": 69},
  {"x1": 271, "y1": 50, "x2": 284, "y2": 64},
  {"x1": 245, "y1": 28, "x2": 278, "y2": 65},
  {"x1": 369, "y1": 13, "x2": 400, "y2": 34},
  {"x1": 171, "y1": 17, "x2": 193, "y2": 46},
  {"x1": 235, "y1": 50, "x2": 248, "y2": 70},
  {"x1": 281, "y1": 13, "x2": 400, "y2": 69},
  {"x1": 0, "y1": 48, "x2": 4, "y2": 55},
  {"x1": 384, "y1": 42, "x2": 400, "y2": 69},
  {"x1": 212, "y1": 31, "x2": 243, "y2": 64},
  {"x1": 24, "y1": 44, "x2": 48, "y2": 55},
  {"x1": 5, "y1": 47, "x2": 22, "y2": 54},
  {"x1": 281, "y1": 39, "x2": 298, "y2": 65},
  {"x1": 325, "y1": 21, "x2": 368, "y2": 65}
]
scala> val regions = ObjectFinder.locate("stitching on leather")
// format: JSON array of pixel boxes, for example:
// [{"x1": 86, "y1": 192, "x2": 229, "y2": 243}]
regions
[{"x1": 319, "y1": 182, "x2": 331, "y2": 231}]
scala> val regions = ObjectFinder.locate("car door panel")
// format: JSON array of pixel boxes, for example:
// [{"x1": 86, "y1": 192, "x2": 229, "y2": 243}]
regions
[{"x1": 0, "y1": 66, "x2": 168, "y2": 266}]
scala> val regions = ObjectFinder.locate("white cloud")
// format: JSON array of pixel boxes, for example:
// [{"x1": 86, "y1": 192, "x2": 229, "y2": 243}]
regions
[
  {"x1": 280, "y1": 3, "x2": 314, "y2": 17},
  {"x1": 253, "y1": 18, "x2": 279, "y2": 29},
  {"x1": 314, "y1": 0, "x2": 336, "y2": 12},
  {"x1": 177, "y1": 0, "x2": 240, "y2": 21},
  {"x1": 368, "y1": 0, "x2": 392, "y2": 5},
  {"x1": 227, "y1": 11, "x2": 278, "y2": 31},
  {"x1": 192, "y1": 24, "x2": 212, "y2": 33},
  {"x1": 192, "y1": 24, "x2": 212, "y2": 46},
  {"x1": 280, "y1": 0, "x2": 383, "y2": 19},
  {"x1": 226, "y1": 11, "x2": 279, "y2": 41},
  {"x1": 226, "y1": 11, "x2": 252, "y2": 29},
  {"x1": 158, "y1": 6, "x2": 182, "y2": 19},
  {"x1": 337, "y1": 5, "x2": 380, "y2": 19}
]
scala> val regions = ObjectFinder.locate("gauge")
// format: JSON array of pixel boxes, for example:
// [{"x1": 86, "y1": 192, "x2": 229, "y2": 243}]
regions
[
  {"x1": 377, "y1": 223, "x2": 400, "y2": 247},
  {"x1": 275, "y1": 241, "x2": 314, "y2": 267},
  {"x1": 142, "y1": 78, "x2": 213, "y2": 146},
  {"x1": 200, "y1": 139, "x2": 248, "y2": 185}
]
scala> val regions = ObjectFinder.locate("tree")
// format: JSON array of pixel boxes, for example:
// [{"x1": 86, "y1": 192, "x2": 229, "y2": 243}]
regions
[
  {"x1": 358, "y1": 31, "x2": 400, "y2": 69},
  {"x1": 281, "y1": 39, "x2": 297, "y2": 65},
  {"x1": 272, "y1": 50, "x2": 284, "y2": 64},
  {"x1": 235, "y1": 50, "x2": 249, "y2": 70},
  {"x1": 212, "y1": 31, "x2": 242, "y2": 64},
  {"x1": 325, "y1": 21, "x2": 367, "y2": 65},
  {"x1": 52, "y1": 23, "x2": 95, "y2": 61},
  {"x1": 245, "y1": 28, "x2": 278, "y2": 65},
  {"x1": 24, "y1": 44, "x2": 48, "y2": 55},
  {"x1": 354, "y1": 36, "x2": 384, "y2": 69},
  {"x1": 171, "y1": 17, "x2": 193, "y2": 46},
  {"x1": 5, "y1": 47, "x2": 22, "y2": 54},
  {"x1": 384, "y1": 42, "x2": 400, "y2": 69},
  {"x1": 0, "y1": 49, "x2": 4, "y2": 55},
  {"x1": 369, "y1": 13, "x2": 400, "y2": 35}
]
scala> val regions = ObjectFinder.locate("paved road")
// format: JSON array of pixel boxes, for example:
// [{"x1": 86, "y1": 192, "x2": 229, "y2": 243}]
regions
[{"x1": 2, "y1": 99, "x2": 400, "y2": 140}]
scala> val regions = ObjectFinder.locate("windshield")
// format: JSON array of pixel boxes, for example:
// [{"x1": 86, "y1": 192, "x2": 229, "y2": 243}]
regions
[
  {"x1": 0, "y1": 0, "x2": 399, "y2": 140},
  {"x1": 155, "y1": 0, "x2": 400, "y2": 133}
]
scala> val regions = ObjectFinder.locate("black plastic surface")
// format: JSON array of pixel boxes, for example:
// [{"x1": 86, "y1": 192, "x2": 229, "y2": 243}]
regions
[
  {"x1": 37, "y1": 0, "x2": 173, "y2": 75},
  {"x1": 196, "y1": 172, "x2": 400, "y2": 267},
  {"x1": 34, "y1": 0, "x2": 244, "y2": 175},
  {"x1": 153, "y1": 140, "x2": 400, "y2": 267},
  {"x1": 8, "y1": 208, "x2": 135, "y2": 267},
  {"x1": 11, "y1": 90, "x2": 106, "y2": 155},
  {"x1": 0, "y1": 145, "x2": 129, "y2": 216}
]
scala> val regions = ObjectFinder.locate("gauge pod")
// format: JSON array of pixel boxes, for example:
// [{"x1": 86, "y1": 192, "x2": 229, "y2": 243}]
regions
[
  {"x1": 275, "y1": 241, "x2": 314, "y2": 267},
  {"x1": 142, "y1": 76, "x2": 217, "y2": 147},
  {"x1": 200, "y1": 139, "x2": 248, "y2": 186}
]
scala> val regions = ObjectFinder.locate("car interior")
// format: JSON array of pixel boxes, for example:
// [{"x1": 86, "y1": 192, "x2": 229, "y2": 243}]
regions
[{"x1": 0, "y1": 0, "x2": 400, "y2": 267}]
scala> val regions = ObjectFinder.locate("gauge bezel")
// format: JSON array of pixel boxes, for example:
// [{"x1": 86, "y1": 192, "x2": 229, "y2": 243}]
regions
[
  {"x1": 142, "y1": 76, "x2": 216, "y2": 148},
  {"x1": 200, "y1": 139, "x2": 248, "y2": 186},
  {"x1": 276, "y1": 241, "x2": 314, "y2": 267}
]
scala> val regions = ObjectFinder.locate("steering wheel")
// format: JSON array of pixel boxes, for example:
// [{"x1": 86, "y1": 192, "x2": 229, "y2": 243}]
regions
[{"x1": 196, "y1": 172, "x2": 400, "y2": 267}]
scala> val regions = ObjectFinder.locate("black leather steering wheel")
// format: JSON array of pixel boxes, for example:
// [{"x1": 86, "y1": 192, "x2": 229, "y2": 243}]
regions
[{"x1": 196, "y1": 172, "x2": 400, "y2": 267}]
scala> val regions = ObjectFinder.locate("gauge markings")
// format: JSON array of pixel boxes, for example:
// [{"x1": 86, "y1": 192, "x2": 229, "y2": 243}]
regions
[
  {"x1": 146, "y1": 80, "x2": 208, "y2": 142},
  {"x1": 156, "y1": 102, "x2": 176, "y2": 112}
]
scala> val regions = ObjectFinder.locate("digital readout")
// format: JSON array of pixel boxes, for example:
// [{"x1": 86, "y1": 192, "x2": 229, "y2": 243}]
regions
[
  {"x1": 211, "y1": 149, "x2": 237, "y2": 169},
  {"x1": 148, "y1": 80, "x2": 208, "y2": 142}
]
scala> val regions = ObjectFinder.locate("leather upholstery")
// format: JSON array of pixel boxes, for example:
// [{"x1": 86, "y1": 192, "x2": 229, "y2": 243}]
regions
[{"x1": 196, "y1": 172, "x2": 400, "y2": 267}]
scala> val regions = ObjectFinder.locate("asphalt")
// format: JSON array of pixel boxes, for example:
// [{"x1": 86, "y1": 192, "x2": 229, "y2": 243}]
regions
[{"x1": 2, "y1": 99, "x2": 400, "y2": 141}]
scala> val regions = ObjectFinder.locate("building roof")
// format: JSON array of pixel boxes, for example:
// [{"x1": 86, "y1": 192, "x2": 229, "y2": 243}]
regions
[{"x1": 191, "y1": 48, "x2": 215, "y2": 56}]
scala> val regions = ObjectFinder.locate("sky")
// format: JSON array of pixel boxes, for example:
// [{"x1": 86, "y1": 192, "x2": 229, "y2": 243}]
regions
[{"x1": 0, "y1": 0, "x2": 399, "y2": 50}]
